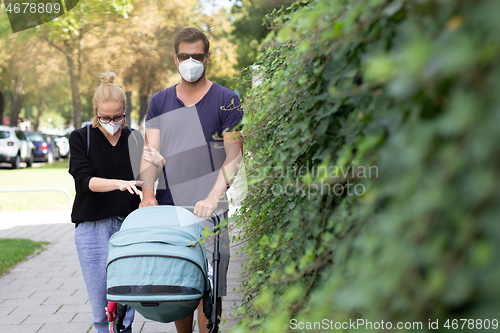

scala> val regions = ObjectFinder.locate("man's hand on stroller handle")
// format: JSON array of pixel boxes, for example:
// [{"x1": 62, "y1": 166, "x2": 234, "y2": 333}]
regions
[
  {"x1": 139, "y1": 189, "x2": 158, "y2": 208},
  {"x1": 194, "y1": 196, "x2": 219, "y2": 218}
]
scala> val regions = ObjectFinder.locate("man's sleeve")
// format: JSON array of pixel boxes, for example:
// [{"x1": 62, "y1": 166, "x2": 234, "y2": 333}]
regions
[
  {"x1": 145, "y1": 94, "x2": 160, "y2": 129},
  {"x1": 221, "y1": 94, "x2": 243, "y2": 133}
]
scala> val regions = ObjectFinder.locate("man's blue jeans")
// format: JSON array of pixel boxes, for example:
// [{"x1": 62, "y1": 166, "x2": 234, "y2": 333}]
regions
[{"x1": 75, "y1": 216, "x2": 135, "y2": 333}]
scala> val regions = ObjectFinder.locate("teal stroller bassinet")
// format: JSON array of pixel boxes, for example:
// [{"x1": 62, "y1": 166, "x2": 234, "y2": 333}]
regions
[{"x1": 106, "y1": 205, "x2": 221, "y2": 332}]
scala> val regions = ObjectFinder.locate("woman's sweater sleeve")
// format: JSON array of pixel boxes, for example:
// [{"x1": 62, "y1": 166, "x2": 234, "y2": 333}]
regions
[{"x1": 68, "y1": 129, "x2": 96, "y2": 193}]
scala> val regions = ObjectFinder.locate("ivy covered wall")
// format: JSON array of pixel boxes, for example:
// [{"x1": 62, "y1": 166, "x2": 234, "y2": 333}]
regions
[{"x1": 233, "y1": 0, "x2": 500, "y2": 331}]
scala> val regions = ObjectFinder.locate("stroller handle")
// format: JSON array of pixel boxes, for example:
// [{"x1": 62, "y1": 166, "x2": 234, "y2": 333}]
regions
[
  {"x1": 179, "y1": 206, "x2": 222, "y2": 227},
  {"x1": 180, "y1": 205, "x2": 221, "y2": 333}
]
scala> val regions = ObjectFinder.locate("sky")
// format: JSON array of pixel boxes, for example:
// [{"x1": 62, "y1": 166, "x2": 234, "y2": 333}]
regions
[{"x1": 201, "y1": 0, "x2": 236, "y2": 15}]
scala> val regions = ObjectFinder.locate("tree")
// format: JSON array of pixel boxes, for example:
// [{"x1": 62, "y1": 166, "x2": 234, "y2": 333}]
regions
[
  {"x1": 0, "y1": 8, "x2": 34, "y2": 127},
  {"x1": 202, "y1": 8, "x2": 239, "y2": 90},
  {"x1": 39, "y1": 0, "x2": 133, "y2": 128},
  {"x1": 0, "y1": 21, "x2": 73, "y2": 129},
  {"x1": 0, "y1": 90, "x2": 4, "y2": 125},
  {"x1": 0, "y1": 35, "x2": 35, "y2": 127},
  {"x1": 229, "y1": 0, "x2": 294, "y2": 96}
]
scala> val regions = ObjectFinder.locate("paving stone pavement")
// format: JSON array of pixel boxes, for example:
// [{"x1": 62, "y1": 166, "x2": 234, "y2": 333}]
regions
[{"x1": 0, "y1": 210, "x2": 247, "y2": 333}]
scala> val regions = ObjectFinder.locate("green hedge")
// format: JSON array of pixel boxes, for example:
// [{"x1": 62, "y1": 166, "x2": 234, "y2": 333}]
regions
[{"x1": 233, "y1": 0, "x2": 500, "y2": 331}]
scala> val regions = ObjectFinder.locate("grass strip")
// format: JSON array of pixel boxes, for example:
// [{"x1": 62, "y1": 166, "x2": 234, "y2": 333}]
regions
[
  {"x1": 0, "y1": 238, "x2": 48, "y2": 276},
  {"x1": 0, "y1": 158, "x2": 75, "y2": 211}
]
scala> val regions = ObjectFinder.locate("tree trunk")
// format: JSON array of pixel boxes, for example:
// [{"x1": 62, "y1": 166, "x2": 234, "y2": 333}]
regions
[
  {"x1": 0, "y1": 90, "x2": 4, "y2": 125},
  {"x1": 35, "y1": 95, "x2": 45, "y2": 131},
  {"x1": 66, "y1": 54, "x2": 83, "y2": 129},
  {"x1": 9, "y1": 75, "x2": 24, "y2": 127},
  {"x1": 126, "y1": 91, "x2": 132, "y2": 127},
  {"x1": 139, "y1": 85, "x2": 148, "y2": 135}
]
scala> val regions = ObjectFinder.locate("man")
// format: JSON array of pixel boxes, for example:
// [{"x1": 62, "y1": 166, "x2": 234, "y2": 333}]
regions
[{"x1": 139, "y1": 27, "x2": 243, "y2": 333}]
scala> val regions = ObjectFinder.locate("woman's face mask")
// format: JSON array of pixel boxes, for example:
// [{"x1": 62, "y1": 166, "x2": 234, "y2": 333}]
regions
[
  {"x1": 100, "y1": 118, "x2": 124, "y2": 136},
  {"x1": 178, "y1": 57, "x2": 206, "y2": 83}
]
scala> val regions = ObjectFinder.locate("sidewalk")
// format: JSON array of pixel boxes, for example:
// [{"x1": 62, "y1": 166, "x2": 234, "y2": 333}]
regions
[{"x1": 0, "y1": 210, "x2": 246, "y2": 333}]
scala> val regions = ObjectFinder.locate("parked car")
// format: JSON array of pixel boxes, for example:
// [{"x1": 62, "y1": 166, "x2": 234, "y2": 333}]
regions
[
  {"x1": 81, "y1": 121, "x2": 93, "y2": 128},
  {"x1": 25, "y1": 132, "x2": 60, "y2": 163},
  {"x1": 0, "y1": 125, "x2": 34, "y2": 169},
  {"x1": 47, "y1": 134, "x2": 70, "y2": 158}
]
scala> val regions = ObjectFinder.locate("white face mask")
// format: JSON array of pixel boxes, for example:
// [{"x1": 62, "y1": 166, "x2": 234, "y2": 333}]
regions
[
  {"x1": 100, "y1": 119, "x2": 124, "y2": 136},
  {"x1": 178, "y1": 57, "x2": 205, "y2": 83}
]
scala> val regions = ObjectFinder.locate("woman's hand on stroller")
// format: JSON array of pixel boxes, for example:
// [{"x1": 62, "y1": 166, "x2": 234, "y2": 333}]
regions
[
  {"x1": 117, "y1": 180, "x2": 144, "y2": 195},
  {"x1": 194, "y1": 196, "x2": 219, "y2": 218}
]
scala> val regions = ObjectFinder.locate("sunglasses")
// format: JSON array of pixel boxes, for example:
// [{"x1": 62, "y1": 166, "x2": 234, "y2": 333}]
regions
[
  {"x1": 176, "y1": 53, "x2": 206, "y2": 62},
  {"x1": 97, "y1": 113, "x2": 125, "y2": 124}
]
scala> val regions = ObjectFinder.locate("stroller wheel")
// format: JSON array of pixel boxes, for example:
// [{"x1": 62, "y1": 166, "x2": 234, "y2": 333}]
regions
[
  {"x1": 112, "y1": 322, "x2": 120, "y2": 333},
  {"x1": 112, "y1": 303, "x2": 127, "y2": 333}
]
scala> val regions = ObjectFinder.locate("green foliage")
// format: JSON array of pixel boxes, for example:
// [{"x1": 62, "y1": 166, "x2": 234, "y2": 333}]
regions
[
  {"x1": 230, "y1": 0, "x2": 296, "y2": 96},
  {"x1": 44, "y1": 0, "x2": 132, "y2": 41},
  {"x1": 0, "y1": 238, "x2": 47, "y2": 276},
  {"x1": 0, "y1": 2, "x2": 13, "y2": 38},
  {"x1": 234, "y1": 0, "x2": 500, "y2": 331},
  {"x1": 230, "y1": 0, "x2": 271, "y2": 70}
]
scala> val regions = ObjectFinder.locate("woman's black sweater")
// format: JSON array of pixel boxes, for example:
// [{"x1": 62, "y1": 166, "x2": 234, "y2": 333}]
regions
[{"x1": 69, "y1": 126, "x2": 143, "y2": 225}]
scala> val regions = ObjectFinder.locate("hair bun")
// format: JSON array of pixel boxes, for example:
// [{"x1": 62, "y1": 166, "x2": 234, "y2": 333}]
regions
[{"x1": 99, "y1": 72, "x2": 116, "y2": 85}]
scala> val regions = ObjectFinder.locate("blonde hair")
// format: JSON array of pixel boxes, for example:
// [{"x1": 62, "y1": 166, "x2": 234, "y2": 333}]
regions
[{"x1": 92, "y1": 72, "x2": 127, "y2": 128}]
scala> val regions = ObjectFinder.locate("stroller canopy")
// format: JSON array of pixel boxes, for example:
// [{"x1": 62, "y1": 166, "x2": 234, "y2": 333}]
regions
[{"x1": 107, "y1": 206, "x2": 211, "y2": 323}]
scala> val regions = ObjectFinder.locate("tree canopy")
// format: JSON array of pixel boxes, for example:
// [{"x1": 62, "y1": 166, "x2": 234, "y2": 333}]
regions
[{"x1": 0, "y1": 0, "x2": 239, "y2": 129}]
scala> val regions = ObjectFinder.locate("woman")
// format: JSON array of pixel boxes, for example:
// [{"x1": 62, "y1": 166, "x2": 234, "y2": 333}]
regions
[{"x1": 69, "y1": 72, "x2": 143, "y2": 333}]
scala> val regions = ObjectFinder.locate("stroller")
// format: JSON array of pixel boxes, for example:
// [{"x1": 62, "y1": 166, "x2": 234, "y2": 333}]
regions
[{"x1": 106, "y1": 205, "x2": 223, "y2": 333}]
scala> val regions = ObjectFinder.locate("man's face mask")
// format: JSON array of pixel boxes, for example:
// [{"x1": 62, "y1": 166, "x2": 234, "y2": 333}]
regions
[{"x1": 177, "y1": 55, "x2": 206, "y2": 83}]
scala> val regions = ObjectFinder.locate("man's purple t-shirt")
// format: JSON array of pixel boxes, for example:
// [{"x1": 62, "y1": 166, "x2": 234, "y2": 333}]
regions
[{"x1": 145, "y1": 82, "x2": 243, "y2": 207}]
